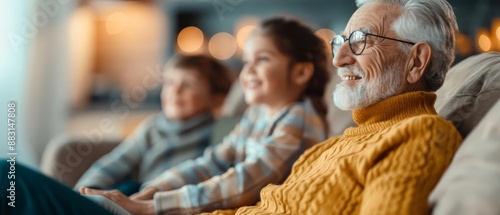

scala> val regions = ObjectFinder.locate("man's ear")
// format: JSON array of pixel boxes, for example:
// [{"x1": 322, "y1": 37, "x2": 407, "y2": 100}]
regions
[
  {"x1": 406, "y1": 42, "x2": 432, "y2": 84},
  {"x1": 292, "y1": 62, "x2": 314, "y2": 86}
]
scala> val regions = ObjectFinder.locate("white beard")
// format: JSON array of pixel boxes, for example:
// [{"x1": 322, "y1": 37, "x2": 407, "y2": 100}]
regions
[{"x1": 333, "y1": 63, "x2": 407, "y2": 110}]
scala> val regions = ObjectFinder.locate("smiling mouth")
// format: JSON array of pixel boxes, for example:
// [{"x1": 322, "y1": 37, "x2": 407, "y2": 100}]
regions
[
  {"x1": 245, "y1": 80, "x2": 261, "y2": 88},
  {"x1": 341, "y1": 75, "x2": 362, "y2": 81}
]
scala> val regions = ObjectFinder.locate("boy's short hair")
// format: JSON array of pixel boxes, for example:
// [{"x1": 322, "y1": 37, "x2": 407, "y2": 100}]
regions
[{"x1": 164, "y1": 54, "x2": 234, "y2": 95}]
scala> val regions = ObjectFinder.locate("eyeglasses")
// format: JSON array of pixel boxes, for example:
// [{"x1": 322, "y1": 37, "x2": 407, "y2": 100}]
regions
[{"x1": 330, "y1": 30, "x2": 416, "y2": 56}]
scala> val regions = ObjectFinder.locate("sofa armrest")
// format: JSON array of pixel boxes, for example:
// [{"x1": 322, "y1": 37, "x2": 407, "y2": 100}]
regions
[
  {"x1": 41, "y1": 135, "x2": 122, "y2": 187},
  {"x1": 430, "y1": 99, "x2": 500, "y2": 214}
]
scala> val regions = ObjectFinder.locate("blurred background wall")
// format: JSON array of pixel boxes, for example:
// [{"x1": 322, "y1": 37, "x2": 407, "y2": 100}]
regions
[{"x1": 1, "y1": 0, "x2": 499, "y2": 168}]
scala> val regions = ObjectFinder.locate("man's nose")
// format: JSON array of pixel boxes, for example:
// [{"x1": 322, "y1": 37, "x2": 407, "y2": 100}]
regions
[{"x1": 332, "y1": 43, "x2": 355, "y2": 68}]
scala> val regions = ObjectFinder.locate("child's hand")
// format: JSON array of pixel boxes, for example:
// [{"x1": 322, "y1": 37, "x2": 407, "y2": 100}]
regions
[
  {"x1": 130, "y1": 187, "x2": 159, "y2": 200},
  {"x1": 81, "y1": 187, "x2": 155, "y2": 215},
  {"x1": 79, "y1": 186, "x2": 98, "y2": 194}
]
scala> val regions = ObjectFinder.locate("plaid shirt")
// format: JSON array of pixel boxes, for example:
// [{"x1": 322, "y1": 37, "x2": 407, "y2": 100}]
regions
[
  {"x1": 143, "y1": 98, "x2": 327, "y2": 214},
  {"x1": 75, "y1": 113, "x2": 214, "y2": 190}
]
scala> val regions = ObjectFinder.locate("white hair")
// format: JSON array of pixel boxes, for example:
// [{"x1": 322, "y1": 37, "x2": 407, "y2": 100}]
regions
[{"x1": 356, "y1": 0, "x2": 458, "y2": 91}]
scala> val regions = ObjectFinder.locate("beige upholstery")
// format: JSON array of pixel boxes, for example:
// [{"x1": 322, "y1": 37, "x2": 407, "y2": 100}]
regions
[
  {"x1": 429, "y1": 52, "x2": 500, "y2": 214},
  {"x1": 430, "y1": 99, "x2": 500, "y2": 215},
  {"x1": 435, "y1": 52, "x2": 500, "y2": 138},
  {"x1": 221, "y1": 81, "x2": 248, "y2": 117},
  {"x1": 41, "y1": 135, "x2": 122, "y2": 187}
]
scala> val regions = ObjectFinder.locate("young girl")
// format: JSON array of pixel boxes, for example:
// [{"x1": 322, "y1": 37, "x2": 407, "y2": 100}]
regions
[
  {"x1": 74, "y1": 54, "x2": 233, "y2": 196},
  {"x1": 1, "y1": 17, "x2": 330, "y2": 215}
]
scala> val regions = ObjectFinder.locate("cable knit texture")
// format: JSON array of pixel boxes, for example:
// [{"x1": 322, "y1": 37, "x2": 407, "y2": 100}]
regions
[{"x1": 207, "y1": 91, "x2": 462, "y2": 215}]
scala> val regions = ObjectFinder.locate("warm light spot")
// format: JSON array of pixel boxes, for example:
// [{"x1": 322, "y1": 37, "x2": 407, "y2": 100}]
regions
[
  {"x1": 492, "y1": 18, "x2": 500, "y2": 51},
  {"x1": 315, "y1": 28, "x2": 336, "y2": 56},
  {"x1": 492, "y1": 18, "x2": 500, "y2": 40},
  {"x1": 209, "y1": 32, "x2": 237, "y2": 60},
  {"x1": 478, "y1": 34, "x2": 492, "y2": 52},
  {"x1": 495, "y1": 26, "x2": 500, "y2": 51},
  {"x1": 106, "y1": 12, "x2": 127, "y2": 35},
  {"x1": 315, "y1": 28, "x2": 335, "y2": 42},
  {"x1": 235, "y1": 17, "x2": 260, "y2": 33},
  {"x1": 455, "y1": 33, "x2": 472, "y2": 56},
  {"x1": 236, "y1": 25, "x2": 256, "y2": 49},
  {"x1": 177, "y1": 26, "x2": 204, "y2": 53},
  {"x1": 496, "y1": 26, "x2": 500, "y2": 40}
]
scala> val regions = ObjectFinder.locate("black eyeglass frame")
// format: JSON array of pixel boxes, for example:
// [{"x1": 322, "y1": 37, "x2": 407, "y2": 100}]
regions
[{"x1": 330, "y1": 30, "x2": 416, "y2": 56}]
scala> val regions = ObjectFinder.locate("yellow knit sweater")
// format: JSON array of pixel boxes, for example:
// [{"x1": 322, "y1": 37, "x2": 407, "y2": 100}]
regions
[{"x1": 207, "y1": 91, "x2": 462, "y2": 215}]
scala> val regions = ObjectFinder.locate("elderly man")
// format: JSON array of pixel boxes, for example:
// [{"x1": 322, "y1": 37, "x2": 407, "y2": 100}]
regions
[{"x1": 208, "y1": 0, "x2": 462, "y2": 214}]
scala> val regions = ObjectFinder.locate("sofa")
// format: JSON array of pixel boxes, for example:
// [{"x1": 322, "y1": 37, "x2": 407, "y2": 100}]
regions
[
  {"x1": 41, "y1": 52, "x2": 500, "y2": 213},
  {"x1": 430, "y1": 52, "x2": 500, "y2": 214},
  {"x1": 40, "y1": 116, "x2": 241, "y2": 187}
]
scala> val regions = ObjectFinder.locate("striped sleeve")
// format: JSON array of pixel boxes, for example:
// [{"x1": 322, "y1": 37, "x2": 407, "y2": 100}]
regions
[
  {"x1": 149, "y1": 100, "x2": 327, "y2": 214},
  {"x1": 141, "y1": 111, "x2": 248, "y2": 192},
  {"x1": 74, "y1": 117, "x2": 155, "y2": 190}
]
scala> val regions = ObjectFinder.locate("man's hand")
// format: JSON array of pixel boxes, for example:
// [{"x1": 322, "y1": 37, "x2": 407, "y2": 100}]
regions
[
  {"x1": 130, "y1": 187, "x2": 159, "y2": 200},
  {"x1": 80, "y1": 187, "x2": 155, "y2": 215}
]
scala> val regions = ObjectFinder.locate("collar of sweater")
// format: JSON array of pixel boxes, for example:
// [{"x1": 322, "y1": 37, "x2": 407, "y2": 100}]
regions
[
  {"x1": 345, "y1": 91, "x2": 438, "y2": 135},
  {"x1": 156, "y1": 112, "x2": 214, "y2": 135}
]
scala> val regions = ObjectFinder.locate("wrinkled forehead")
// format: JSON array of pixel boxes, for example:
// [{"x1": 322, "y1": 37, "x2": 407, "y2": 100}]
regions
[{"x1": 342, "y1": 2, "x2": 402, "y2": 36}]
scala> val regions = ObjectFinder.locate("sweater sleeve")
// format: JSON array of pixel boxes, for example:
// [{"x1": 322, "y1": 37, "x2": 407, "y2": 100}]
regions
[
  {"x1": 141, "y1": 117, "x2": 243, "y2": 192},
  {"x1": 147, "y1": 103, "x2": 325, "y2": 214},
  {"x1": 74, "y1": 117, "x2": 154, "y2": 190},
  {"x1": 359, "y1": 116, "x2": 461, "y2": 215}
]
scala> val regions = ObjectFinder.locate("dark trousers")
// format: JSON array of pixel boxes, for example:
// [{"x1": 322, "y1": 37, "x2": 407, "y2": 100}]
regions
[
  {"x1": 113, "y1": 180, "x2": 141, "y2": 197},
  {"x1": 0, "y1": 160, "x2": 113, "y2": 215}
]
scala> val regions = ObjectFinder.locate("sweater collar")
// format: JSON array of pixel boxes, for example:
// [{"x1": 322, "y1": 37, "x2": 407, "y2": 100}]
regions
[
  {"x1": 156, "y1": 112, "x2": 214, "y2": 135},
  {"x1": 345, "y1": 91, "x2": 437, "y2": 135}
]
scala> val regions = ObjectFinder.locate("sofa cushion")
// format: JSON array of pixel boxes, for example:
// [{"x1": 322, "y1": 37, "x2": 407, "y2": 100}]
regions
[
  {"x1": 435, "y1": 52, "x2": 500, "y2": 138},
  {"x1": 40, "y1": 135, "x2": 121, "y2": 187},
  {"x1": 429, "y1": 99, "x2": 500, "y2": 215}
]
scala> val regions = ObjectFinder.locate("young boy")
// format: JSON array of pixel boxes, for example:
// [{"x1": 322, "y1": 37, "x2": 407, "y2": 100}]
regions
[{"x1": 75, "y1": 55, "x2": 234, "y2": 195}]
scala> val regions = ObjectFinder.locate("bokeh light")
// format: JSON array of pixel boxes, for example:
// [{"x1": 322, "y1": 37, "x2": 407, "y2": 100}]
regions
[
  {"x1": 106, "y1": 12, "x2": 127, "y2": 35},
  {"x1": 477, "y1": 29, "x2": 492, "y2": 52},
  {"x1": 315, "y1": 28, "x2": 336, "y2": 57},
  {"x1": 493, "y1": 18, "x2": 500, "y2": 50},
  {"x1": 177, "y1": 26, "x2": 204, "y2": 53},
  {"x1": 209, "y1": 32, "x2": 237, "y2": 60},
  {"x1": 236, "y1": 25, "x2": 256, "y2": 49},
  {"x1": 455, "y1": 33, "x2": 472, "y2": 56},
  {"x1": 496, "y1": 26, "x2": 500, "y2": 40}
]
